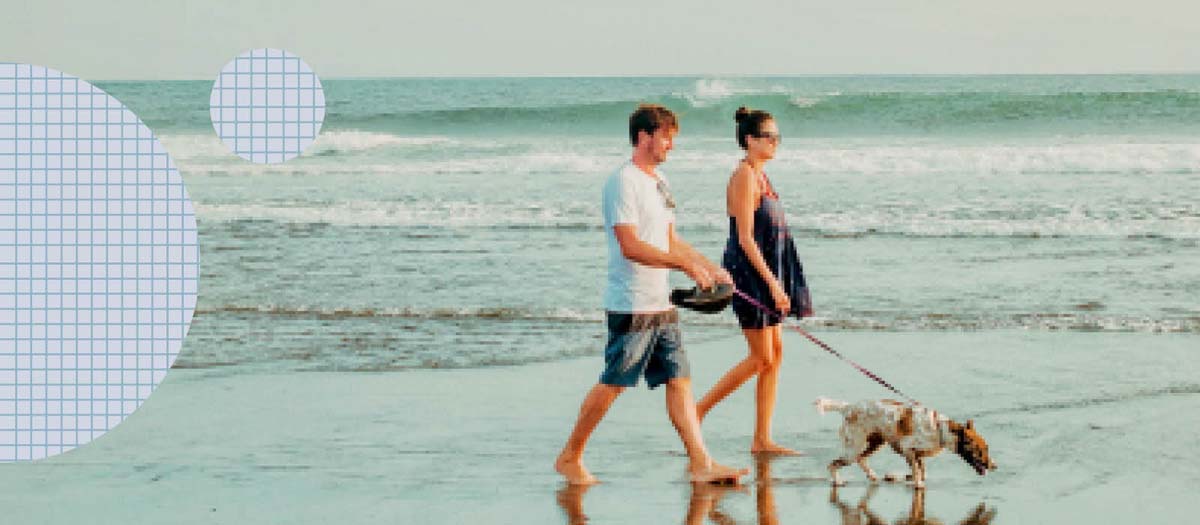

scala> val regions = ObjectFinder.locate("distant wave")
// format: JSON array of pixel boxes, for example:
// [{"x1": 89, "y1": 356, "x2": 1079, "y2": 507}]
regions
[
  {"x1": 192, "y1": 198, "x2": 1200, "y2": 240},
  {"x1": 166, "y1": 129, "x2": 1200, "y2": 178},
  {"x1": 193, "y1": 200, "x2": 604, "y2": 229},
  {"x1": 159, "y1": 131, "x2": 466, "y2": 162},
  {"x1": 314, "y1": 84, "x2": 1200, "y2": 134},
  {"x1": 765, "y1": 141, "x2": 1200, "y2": 176},
  {"x1": 193, "y1": 304, "x2": 1200, "y2": 334},
  {"x1": 194, "y1": 304, "x2": 602, "y2": 323},
  {"x1": 782, "y1": 206, "x2": 1200, "y2": 241},
  {"x1": 973, "y1": 383, "x2": 1200, "y2": 417},
  {"x1": 307, "y1": 130, "x2": 456, "y2": 155},
  {"x1": 803, "y1": 313, "x2": 1200, "y2": 333},
  {"x1": 118, "y1": 77, "x2": 1200, "y2": 137},
  {"x1": 173, "y1": 306, "x2": 1199, "y2": 371}
]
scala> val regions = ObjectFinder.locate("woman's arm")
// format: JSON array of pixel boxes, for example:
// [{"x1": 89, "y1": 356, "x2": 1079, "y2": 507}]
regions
[{"x1": 728, "y1": 164, "x2": 789, "y2": 310}]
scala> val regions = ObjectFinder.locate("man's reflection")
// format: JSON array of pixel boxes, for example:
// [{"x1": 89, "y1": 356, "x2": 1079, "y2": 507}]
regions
[
  {"x1": 686, "y1": 482, "x2": 742, "y2": 525},
  {"x1": 556, "y1": 484, "x2": 592, "y2": 525}
]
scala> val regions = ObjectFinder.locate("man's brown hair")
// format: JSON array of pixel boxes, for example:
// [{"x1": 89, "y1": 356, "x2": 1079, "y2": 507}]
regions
[{"x1": 628, "y1": 104, "x2": 678, "y2": 146}]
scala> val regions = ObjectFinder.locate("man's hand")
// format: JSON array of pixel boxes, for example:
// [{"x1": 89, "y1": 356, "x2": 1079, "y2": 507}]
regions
[
  {"x1": 711, "y1": 266, "x2": 733, "y2": 286},
  {"x1": 684, "y1": 260, "x2": 715, "y2": 290}
]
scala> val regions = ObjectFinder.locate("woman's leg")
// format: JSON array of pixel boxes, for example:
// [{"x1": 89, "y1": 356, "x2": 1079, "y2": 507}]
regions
[
  {"x1": 696, "y1": 327, "x2": 773, "y2": 421},
  {"x1": 752, "y1": 325, "x2": 797, "y2": 454}
]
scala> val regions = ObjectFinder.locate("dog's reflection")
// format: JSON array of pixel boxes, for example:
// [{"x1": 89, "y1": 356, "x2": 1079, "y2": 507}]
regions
[{"x1": 829, "y1": 485, "x2": 997, "y2": 525}]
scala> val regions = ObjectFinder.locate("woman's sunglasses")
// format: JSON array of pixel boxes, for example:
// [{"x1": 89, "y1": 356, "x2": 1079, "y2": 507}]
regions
[{"x1": 752, "y1": 131, "x2": 782, "y2": 144}]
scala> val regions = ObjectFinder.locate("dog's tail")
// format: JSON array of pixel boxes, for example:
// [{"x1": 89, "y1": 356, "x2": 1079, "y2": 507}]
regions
[{"x1": 814, "y1": 397, "x2": 849, "y2": 416}]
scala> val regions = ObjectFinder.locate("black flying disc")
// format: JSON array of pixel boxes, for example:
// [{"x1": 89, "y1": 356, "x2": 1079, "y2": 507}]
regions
[{"x1": 671, "y1": 283, "x2": 734, "y2": 314}]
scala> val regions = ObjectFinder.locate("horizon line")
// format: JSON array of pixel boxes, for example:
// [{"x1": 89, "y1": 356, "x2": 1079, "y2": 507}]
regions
[{"x1": 84, "y1": 71, "x2": 1200, "y2": 82}]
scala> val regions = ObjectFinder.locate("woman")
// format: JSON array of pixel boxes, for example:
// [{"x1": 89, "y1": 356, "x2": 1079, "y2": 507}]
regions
[{"x1": 697, "y1": 107, "x2": 813, "y2": 455}]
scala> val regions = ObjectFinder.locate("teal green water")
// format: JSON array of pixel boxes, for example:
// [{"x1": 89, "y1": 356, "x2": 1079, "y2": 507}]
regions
[{"x1": 95, "y1": 76, "x2": 1200, "y2": 370}]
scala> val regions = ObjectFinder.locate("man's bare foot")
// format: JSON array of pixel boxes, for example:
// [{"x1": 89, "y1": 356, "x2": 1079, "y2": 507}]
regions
[
  {"x1": 688, "y1": 460, "x2": 749, "y2": 484},
  {"x1": 750, "y1": 441, "x2": 802, "y2": 456},
  {"x1": 555, "y1": 454, "x2": 598, "y2": 485}
]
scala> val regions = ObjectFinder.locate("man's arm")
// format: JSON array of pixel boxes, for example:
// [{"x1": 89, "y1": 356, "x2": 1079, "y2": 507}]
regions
[
  {"x1": 668, "y1": 225, "x2": 732, "y2": 286},
  {"x1": 613, "y1": 224, "x2": 714, "y2": 288}
]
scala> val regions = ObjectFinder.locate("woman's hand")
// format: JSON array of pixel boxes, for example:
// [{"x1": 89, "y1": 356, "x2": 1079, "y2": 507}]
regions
[{"x1": 769, "y1": 280, "x2": 790, "y2": 314}]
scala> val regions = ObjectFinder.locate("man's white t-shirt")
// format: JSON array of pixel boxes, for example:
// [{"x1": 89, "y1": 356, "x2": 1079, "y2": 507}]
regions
[{"x1": 603, "y1": 161, "x2": 675, "y2": 313}]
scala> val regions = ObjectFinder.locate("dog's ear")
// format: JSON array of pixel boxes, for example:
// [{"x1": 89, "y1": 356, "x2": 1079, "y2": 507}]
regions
[{"x1": 966, "y1": 419, "x2": 975, "y2": 430}]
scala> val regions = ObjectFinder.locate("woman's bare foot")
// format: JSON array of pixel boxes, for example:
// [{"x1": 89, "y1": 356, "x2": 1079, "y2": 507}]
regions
[
  {"x1": 750, "y1": 441, "x2": 802, "y2": 456},
  {"x1": 555, "y1": 453, "x2": 598, "y2": 485},
  {"x1": 688, "y1": 460, "x2": 749, "y2": 484}
]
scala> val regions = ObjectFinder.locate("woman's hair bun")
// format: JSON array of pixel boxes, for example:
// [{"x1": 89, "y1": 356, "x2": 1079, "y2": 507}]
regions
[{"x1": 734, "y1": 106, "x2": 750, "y2": 123}]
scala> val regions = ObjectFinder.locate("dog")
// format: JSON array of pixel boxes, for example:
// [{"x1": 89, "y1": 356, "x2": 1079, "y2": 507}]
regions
[{"x1": 815, "y1": 398, "x2": 996, "y2": 487}]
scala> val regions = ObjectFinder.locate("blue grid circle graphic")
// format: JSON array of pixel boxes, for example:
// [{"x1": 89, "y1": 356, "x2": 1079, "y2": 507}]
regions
[
  {"x1": 209, "y1": 48, "x2": 326, "y2": 164},
  {"x1": 0, "y1": 64, "x2": 199, "y2": 461}
]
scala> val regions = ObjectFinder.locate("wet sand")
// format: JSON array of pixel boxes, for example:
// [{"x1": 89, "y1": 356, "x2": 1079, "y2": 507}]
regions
[{"x1": 1, "y1": 329, "x2": 1196, "y2": 523}]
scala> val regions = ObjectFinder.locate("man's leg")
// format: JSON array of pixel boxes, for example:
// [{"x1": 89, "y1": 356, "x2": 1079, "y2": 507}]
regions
[
  {"x1": 665, "y1": 377, "x2": 748, "y2": 483},
  {"x1": 649, "y1": 319, "x2": 747, "y2": 483},
  {"x1": 555, "y1": 382, "x2": 625, "y2": 485}
]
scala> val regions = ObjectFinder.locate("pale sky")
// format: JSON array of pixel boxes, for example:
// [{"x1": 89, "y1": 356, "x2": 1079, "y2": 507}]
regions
[{"x1": 3, "y1": 0, "x2": 1198, "y2": 80}]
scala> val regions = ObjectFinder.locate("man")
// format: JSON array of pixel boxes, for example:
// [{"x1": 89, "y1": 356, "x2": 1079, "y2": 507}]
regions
[{"x1": 554, "y1": 104, "x2": 748, "y2": 485}]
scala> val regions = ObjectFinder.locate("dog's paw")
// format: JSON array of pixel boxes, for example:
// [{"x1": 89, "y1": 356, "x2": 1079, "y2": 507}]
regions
[{"x1": 882, "y1": 472, "x2": 911, "y2": 483}]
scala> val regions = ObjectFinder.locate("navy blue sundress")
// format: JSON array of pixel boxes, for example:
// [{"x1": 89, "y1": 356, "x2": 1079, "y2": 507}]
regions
[{"x1": 722, "y1": 173, "x2": 813, "y2": 329}]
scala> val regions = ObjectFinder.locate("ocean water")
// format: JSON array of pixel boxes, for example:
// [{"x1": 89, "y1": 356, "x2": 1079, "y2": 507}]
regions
[{"x1": 95, "y1": 76, "x2": 1200, "y2": 371}]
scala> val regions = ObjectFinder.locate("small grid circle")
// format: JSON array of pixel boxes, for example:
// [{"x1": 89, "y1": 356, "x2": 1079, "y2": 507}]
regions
[
  {"x1": 0, "y1": 63, "x2": 200, "y2": 461},
  {"x1": 209, "y1": 48, "x2": 326, "y2": 164}
]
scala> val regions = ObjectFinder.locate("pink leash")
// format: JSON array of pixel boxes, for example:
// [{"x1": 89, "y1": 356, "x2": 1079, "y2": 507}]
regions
[{"x1": 731, "y1": 288, "x2": 921, "y2": 405}]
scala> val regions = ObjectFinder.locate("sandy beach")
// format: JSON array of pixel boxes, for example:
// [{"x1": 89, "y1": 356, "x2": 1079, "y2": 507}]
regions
[{"x1": 1, "y1": 328, "x2": 1195, "y2": 523}]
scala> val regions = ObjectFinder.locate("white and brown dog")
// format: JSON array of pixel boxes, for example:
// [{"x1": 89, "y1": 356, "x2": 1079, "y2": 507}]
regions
[{"x1": 815, "y1": 398, "x2": 996, "y2": 487}]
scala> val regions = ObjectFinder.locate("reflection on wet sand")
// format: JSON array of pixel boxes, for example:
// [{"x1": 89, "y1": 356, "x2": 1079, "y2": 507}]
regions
[
  {"x1": 686, "y1": 453, "x2": 780, "y2": 525},
  {"x1": 686, "y1": 482, "x2": 744, "y2": 525},
  {"x1": 554, "y1": 480, "x2": 746, "y2": 525},
  {"x1": 555, "y1": 484, "x2": 591, "y2": 525},
  {"x1": 829, "y1": 485, "x2": 997, "y2": 525},
  {"x1": 555, "y1": 456, "x2": 996, "y2": 525},
  {"x1": 754, "y1": 453, "x2": 781, "y2": 525}
]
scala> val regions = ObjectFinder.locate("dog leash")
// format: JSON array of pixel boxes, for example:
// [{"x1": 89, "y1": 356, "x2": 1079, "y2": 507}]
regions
[{"x1": 731, "y1": 288, "x2": 921, "y2": 406}]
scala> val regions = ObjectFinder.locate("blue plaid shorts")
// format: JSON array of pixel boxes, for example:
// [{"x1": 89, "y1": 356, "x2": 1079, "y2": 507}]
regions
[{"x1": 599, "y1": 309, "x2": 690, "y2": 389}]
